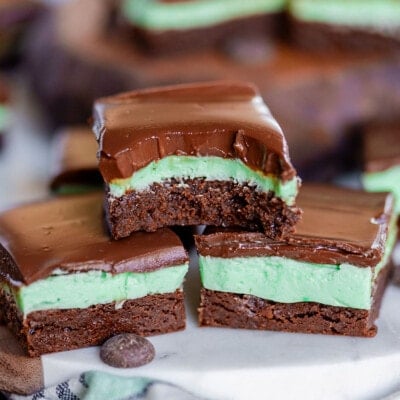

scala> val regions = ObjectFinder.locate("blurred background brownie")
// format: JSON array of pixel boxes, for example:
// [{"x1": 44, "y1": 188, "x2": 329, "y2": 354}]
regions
[
  {"x1": 289, "y1": 0, "x2": 400, "y2": 54},
  {"x1": 120, "y1": 0, "x2": 285, "y2": 55},
  {"x1": 49, "y1": 125, "x2": 101, "y2": 193},
  {"x1": 24, "y1": 0, "x2": 400, "y2": 180}
]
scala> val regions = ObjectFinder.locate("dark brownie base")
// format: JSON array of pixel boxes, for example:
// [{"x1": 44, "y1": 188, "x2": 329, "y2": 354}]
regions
[
  {"x1": 290, "y1": 19, "x2": 400, "y2": 54},
  {"x1": 199, "y1": 264, "x2": 392, "y2": 337},
  {"x1": 0, "y1": 289, "x2": 185, "y2": 357},
  {"x1": 106, "y1": 179, "x2": 301, "y2": 240},
  {"x1": 126, "y1": 13, "x2": 283, "y2": 56}
]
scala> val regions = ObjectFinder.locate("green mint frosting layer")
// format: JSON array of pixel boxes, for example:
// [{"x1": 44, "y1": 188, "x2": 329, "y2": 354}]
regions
[
  {"x1": 363, "y1": 166, "x2": 400, "y2": 214},
  {"x1": 122, "y1": 0, "x2": 286, "y2": 30},
  {"x1": 200, "y1": 256, "x2": 374, "y2": 309},
  {"x1": 109, "y1": 155, "x2": 298, "y2": 205},
  {"x1": 199, "y1": 219, "x2": 398, "y2": 310},
  {"x1": 290, "y1": 0, "x2": 400, "y2": 28},
  {"x1": 11, "y1": 263, "x2": 188, "y2": 315},
  {"x1": 0, "y1": 105, "x2": 9, "y2": 132}
]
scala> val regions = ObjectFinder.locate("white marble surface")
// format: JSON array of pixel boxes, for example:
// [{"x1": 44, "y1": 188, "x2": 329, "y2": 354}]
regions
[{"x1": 1, "y1": 84, "x2": 400, "y2": 400}]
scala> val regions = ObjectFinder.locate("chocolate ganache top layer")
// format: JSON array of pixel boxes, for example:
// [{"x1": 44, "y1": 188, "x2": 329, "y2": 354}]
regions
[
  {"x1": 0, "y1": 193, "x2": 188, "y2": 285},
  {"x1": 93, "y1": 81, "x2": 296, "y2": 183},
  {"x1": 195, "y1": 184, "x2": 393, "y2": 267}
]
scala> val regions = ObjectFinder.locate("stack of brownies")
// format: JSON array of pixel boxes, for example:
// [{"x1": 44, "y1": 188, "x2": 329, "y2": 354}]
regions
[{"x1": 0, "y1": 80, "x2": 398, "y2": 358}]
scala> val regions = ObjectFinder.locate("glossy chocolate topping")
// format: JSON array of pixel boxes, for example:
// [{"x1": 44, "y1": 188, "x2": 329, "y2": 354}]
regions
[
  {"x1": 195, "y1": 184, "x2": 393, "y2": 267},
  {"x1": 93, "y1": 81, "x2": 296, "y2": 183},
  {"x1": 0, "y1": 193, "x2": 188, "y2": 285},
  {"x1": 364, "y1": 124, "x2": 400, "y2": 173},
  {"x1": 50, "y1": 126, "x2": 101, "y2": 190}
]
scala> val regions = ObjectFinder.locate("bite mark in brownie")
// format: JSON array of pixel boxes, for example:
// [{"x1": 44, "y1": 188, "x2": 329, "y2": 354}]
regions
[{"x1": 106, "y1": 179, "x2": 300, "y2": 239}]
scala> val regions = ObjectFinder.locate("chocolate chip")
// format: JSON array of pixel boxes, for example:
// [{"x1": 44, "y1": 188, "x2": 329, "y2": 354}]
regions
[{"x1": 100, "y1": 333, "x2": 155, "y2": 368}]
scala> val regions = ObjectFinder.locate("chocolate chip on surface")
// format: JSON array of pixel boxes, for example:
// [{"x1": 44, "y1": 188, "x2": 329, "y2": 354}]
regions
[{"x1": 100, "y1": 333, "x2": 155, "y2": 368}]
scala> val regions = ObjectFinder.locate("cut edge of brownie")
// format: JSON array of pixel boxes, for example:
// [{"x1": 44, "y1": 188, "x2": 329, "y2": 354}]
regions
[
  {"x1": 0, "y1": 288, "x2": 185, "y2": 357},
  {"x1": 105, "y1": 179, "x2": 301, "y2": 240},
  {"x1": 198, "y1": 262, "x2": 393, "y2": 337}
]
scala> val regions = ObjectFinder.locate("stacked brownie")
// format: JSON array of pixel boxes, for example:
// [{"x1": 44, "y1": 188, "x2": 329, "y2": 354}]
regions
[{"x1": 93, "y1": 80, "x2": 301, "y2": 240}]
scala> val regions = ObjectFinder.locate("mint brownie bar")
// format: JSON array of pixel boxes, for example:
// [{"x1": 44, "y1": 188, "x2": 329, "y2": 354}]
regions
[
  {"x1": 93, "y1": 81, "x2": 301, "y2": 240},
  {"x1": 196, "y1": 184, "x2": 397, "y2": 337},
  {"x1": 0, "y1": 193, "x2": 189, "y2": 357}
]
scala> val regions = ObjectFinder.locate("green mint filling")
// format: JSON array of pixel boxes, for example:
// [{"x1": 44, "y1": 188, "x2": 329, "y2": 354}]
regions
[
  {"x1": 200, "y1": 256, "x2": 373, "y2": 309},
  {"x1": 199, "y1": 218, "x2": 398, "y2": 310},
  {"x1": 12, "y1": 263, "x2": 188, "y2": 315},
  {"x1": 289, "y1": 0, "x2": 400, "y2": 28},
  {"x1": 109, "y1": 155, "x2": 299, "y2": 205},
  {"x1": 363, "y1": 165, "x2": 400, "y2": 215},
  {"x1": 122, "y1": 0, "x2": 286, "y2": 31}
]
